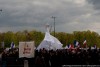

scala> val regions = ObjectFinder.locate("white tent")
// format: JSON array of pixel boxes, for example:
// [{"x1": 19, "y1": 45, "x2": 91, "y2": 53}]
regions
[{"x1": 37, "y1": 24, "x2": 63, "y2": 50}]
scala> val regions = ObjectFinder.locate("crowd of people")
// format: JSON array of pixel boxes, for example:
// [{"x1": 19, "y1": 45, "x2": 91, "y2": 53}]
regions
[{"x1": 0, "y1": 47, "x2": 100, "y2": 67}]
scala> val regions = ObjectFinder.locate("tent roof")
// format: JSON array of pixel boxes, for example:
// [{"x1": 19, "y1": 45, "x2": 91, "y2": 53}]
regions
[{"x1": 37, "y1": 25, "x2": 63, "y2": 50}]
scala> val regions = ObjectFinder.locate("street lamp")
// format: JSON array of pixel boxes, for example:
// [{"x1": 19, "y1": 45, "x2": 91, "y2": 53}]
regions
[
  {"x1": 0, "y1": 9, "x2": 3, "y2": 48},
  {"x1": 0, "y1": 9, "x2": 2, "y2": 14},
  {"x1": 0, "y1": 9, "x2": 2, "y2": 11},
  {"x1": 51, "y1": 16, "x2": 56, "y2": 37}
]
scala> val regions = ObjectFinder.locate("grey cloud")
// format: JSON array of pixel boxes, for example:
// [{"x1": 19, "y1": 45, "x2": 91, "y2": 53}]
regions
[
  {"x1": 87, "y1": 0, "x2": 100, "y2": 10},
  {"x1": 0, "y1": 0, "x2": 100, "y2": 34}
]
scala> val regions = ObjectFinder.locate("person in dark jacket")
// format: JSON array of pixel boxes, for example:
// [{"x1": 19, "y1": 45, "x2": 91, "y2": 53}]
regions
[{"x1": 1, "y1": 51, "x2": 7, "y2": 67}]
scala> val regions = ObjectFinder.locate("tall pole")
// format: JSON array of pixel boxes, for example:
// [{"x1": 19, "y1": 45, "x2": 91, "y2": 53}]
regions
[
  {"x1": 0, "y1": 9, "x2": 2, "y2": 11},
  {"x1": 0, "y1": 9, "x2": 3, "y2": 49},
  {"x1": 51, "y1": 16, "x2": 56, "y2": 37}
]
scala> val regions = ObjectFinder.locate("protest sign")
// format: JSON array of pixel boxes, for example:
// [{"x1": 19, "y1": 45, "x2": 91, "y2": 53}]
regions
[{"x1": 19, "y1": 41, "x2": 35, "y2": 58}]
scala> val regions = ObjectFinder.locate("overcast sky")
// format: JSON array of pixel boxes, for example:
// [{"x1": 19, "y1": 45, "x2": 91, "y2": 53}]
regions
[{"x1": 0, "y1": 0, "x2": 100, "y2": 34}]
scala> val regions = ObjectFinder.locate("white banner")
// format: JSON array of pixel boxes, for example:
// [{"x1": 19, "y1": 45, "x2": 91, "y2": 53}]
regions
[{"x1": 19, "y1": 41, "x2": 35, "y2": 58}]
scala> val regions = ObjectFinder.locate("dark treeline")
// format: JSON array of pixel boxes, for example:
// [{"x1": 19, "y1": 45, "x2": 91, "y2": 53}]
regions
[{"x1": 0, "y1": 30, "x2": 100, "y2": 47}]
